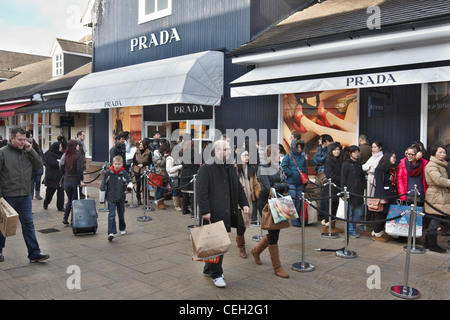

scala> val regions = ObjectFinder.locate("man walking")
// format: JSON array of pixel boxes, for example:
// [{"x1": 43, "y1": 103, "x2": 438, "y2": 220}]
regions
[
  {"x1": 0, "y1": 128, "x2": 50, "y2": 262},
  {"x1": 196, "y1": 139, "x2": 249, "y2": 288}
]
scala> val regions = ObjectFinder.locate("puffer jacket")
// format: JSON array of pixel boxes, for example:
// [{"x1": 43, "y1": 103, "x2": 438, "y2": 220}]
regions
[
  {"x1": 281, "y1": 140, "x2": 307, "y2": 185},
  {"x1": 0, "y1": 143, "x2": 43, "y2": 197},
  {"x1": 100, "y1": 167, "x2": 132, "y2": 203},
  {"x1": 424, "y1": 156, "x2": 450, "y2": 216}
]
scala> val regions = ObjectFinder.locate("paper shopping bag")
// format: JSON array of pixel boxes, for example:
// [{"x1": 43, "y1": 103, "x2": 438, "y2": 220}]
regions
[
  {"x1": 385, "y1": 205, "x2": 423, "y2": 237},
  {"x1": 190, "y1": 221, "x2": 231, "y2": 259},
  {"x1": 268, "y1": 191, "x2": 299, "y2": 224}
]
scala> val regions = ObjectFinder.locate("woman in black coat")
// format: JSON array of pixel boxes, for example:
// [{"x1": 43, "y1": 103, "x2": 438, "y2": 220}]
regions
[
  {"x1": 372, "y1": 151, "x2": 398, "y2": 242},
  {"x1": 180, "y1": 141, "x2": 200, "y2": 215},
  {"x1": 43, "y1": 142, "x2": 64, "y2": 211},
  {"x1": 320, "y1": 142, "x2": 344, "y2": 234},
  {"x1": 251, "y1": 145, "x2": 290, "y2": 278}
]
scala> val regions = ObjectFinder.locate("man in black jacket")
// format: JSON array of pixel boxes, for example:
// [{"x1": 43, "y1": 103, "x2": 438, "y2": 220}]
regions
[
  {"x1": 341, "y1": 145, "x2": 366, "y2": 238},
  {"x1": 196, "y1": 139, "x2": 249, "y2": 288}
]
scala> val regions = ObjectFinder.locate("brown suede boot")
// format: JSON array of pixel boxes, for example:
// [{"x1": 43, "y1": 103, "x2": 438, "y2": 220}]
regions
[
  {"x1": 322, "y1": 220, "x2": 343, "y2": 233},
  {"x1": 161, "y1": 199, "x2": 169, "y2": 208},
  {"x1": 268, "y1": 244, "x2": 289, "y2": 278},
  {"x1": 236, "y1": 235, "x2": 247, "y2": 259},
  {"x1": 250, "y1": 235, "x2": 269, "y2": 265},
  {"x1": 157, "y1": 199, "x2": 166, "y2": 210}
]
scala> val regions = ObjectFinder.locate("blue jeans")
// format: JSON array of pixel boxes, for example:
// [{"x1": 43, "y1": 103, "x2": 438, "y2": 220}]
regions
[
  {"x1": 107, "y1": 201, "x2": 126, "y2": 235},
  {"x1": 64, "y1": 182, "x2": 79, "y2": 221},
  {"x1": 289, "y1": 184, "x2": 304, "y2": 223},
  {"x1": 0, "y1": 196, "x2": 41, "y2": 259},
  {"x1": 347, "y1": 203, "x2": 364, "y2": 235},
  {"x1": 155, "y1": 187, "x2": 164, "y2": 201}
]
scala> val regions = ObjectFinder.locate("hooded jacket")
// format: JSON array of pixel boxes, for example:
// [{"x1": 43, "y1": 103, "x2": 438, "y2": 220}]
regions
[
  {"x1": 100, "y1": 166, "x2": 132, "y2": 203},
  {"x1": 0, "y1": 143, "x2": 43, "y2": 197},
  {"x1": 281, "y1": 140, "x2": 307, "y2": 185}
]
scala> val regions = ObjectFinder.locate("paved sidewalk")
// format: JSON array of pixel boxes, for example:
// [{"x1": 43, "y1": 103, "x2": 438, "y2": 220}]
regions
[{"x1": 0, "y1": 186, "x2": 448, "y2": 301}]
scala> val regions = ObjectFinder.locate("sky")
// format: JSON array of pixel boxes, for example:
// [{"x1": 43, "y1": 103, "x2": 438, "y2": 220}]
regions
[{"x1": 0, "y1": 0, "x2": 91, "y2": 56}]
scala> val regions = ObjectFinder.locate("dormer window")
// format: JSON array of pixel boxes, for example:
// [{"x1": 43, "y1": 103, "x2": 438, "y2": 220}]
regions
[
  {"x1": 139, "y1": 0, "x2": 172, "y2": 24},
  {"x1": 54, "y1": 53, "x2": 63, "y2": 77}
]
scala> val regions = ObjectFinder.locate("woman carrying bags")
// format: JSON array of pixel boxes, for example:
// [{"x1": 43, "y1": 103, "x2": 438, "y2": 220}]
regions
[
  {"x1": 235, "y1": 147, "x2": 261, "y2": 258},
  {"x1": 251, "y1": 145, "x2": 290, "y2": 278}
]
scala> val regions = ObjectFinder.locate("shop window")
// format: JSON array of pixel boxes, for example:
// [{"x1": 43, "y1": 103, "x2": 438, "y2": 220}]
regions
[
  {"x1": 427, "y1": 82, "x2": 450, "y2": 147},
  {"x1": 139, "y1": 0, "x2": 172, "y2": 24}
]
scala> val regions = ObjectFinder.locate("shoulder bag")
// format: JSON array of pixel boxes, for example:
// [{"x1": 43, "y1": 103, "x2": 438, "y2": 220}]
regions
[{"x1": 289, "y1": 154, "x2": 309, "y2": 184}]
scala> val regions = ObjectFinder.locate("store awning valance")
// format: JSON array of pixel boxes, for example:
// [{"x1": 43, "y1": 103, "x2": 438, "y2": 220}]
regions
[
  {"x1": 231, "y1": 33, "x2": 450, "y2": 97},
  {"x1": 0, "y1": 102, "x2": 31, "y2": 117},
  {"x1": 26, "y1": 98, "x2": 66, "y2": 114},
  {"x1": 66, "y1": 50, "x2": 224, "y2": 112}
]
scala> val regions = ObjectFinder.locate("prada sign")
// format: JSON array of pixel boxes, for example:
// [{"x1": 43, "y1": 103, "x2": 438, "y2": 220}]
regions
[{"x1": 168, "y1": 104, "x2": 213, "y2": 121}]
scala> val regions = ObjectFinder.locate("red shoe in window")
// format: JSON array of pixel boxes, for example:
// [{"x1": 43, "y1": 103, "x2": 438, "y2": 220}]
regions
[{"x1": 294, "y1": 105, "x2": 307, "y2": 133}]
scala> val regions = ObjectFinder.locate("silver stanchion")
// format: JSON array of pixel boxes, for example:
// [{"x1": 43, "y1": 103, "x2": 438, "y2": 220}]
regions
[
  {"x1": 126, "y1": 164, "x2": 139, "y2": 209},
  {"x1": 252, "y1": 210, "x2": 264, "y2": 242},
  {"x1": 137, "y1": 167, "x2": 153, "y2": 222},
  {"x1": 322, "y1": 179, "x2": 339, "y2": 239},
  {"x1": 390, "y1": 202, "x2": 421, "y2": 299},
  {"x1": 403, "y1": 185, "x2": 424, "y2": 254},
  {"x1": 336, "y1": 187, "x2": 357, "y2": 258},
  {"x1": 98, "y1": 162, "x2": 109, "y2": 212},
  {"x1": 187, "y1": 175, "x2": 198, "y2": 229},
  {"x1": 358, "y1": 172, "x2": 374, "y2": 232},
  {"x1": 292, "y1": 193, "x2": 315, "y2": 272}
]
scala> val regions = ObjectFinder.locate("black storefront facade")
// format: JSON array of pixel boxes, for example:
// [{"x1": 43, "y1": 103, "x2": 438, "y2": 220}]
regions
[
  {"x1": 229, "y1": 0, "x2": 450, "y2": 166},
  {"x1": 67, "y1": 0, "x2": 315, "y2": 162}
]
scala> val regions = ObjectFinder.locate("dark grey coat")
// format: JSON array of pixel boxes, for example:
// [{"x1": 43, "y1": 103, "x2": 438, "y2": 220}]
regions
[{"x1": 196, "y1": 161, "x2": 248, "y2": 232}]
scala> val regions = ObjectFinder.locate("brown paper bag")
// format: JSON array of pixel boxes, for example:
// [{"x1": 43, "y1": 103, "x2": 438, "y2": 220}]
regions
[
  {"x1": 190, "y1": 220, "x2": 231, "y2": 259},
  {"x1": 261, "y1": 204, "x2": 290, "y2": 230},
  {"x1": 0, "y1": 198, "x2": 19, "y2": 237}
]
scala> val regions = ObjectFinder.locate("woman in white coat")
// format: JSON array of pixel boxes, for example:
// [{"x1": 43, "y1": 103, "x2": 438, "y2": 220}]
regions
[{"x1": 363, "y1": 141, "x2": 384, "y2": 196}]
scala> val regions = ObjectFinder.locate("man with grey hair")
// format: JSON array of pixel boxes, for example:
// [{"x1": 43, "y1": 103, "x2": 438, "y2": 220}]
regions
[
  {"x1": 0, "y1": 127, "x2": 49, "y2": 263},
  {"x1": 196, "y1": 139, "x2": 249, "y2": 288}
]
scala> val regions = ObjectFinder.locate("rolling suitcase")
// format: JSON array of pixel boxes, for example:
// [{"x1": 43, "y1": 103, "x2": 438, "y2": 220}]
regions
[{"x1": 72, "y1": 186, "x2": 98, "y2": 235}]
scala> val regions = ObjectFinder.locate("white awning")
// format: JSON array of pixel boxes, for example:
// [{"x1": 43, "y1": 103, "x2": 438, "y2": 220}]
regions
[
  {"x1": 231, "y1": 26, "x2": 450, "y2": 97},
  {"x1": 66, "y1": 50, "x2": 224, "y2": 112}
]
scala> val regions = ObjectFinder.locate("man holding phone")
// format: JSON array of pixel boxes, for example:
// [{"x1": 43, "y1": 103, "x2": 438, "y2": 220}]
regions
[{"x1": 0, "y1": 127, "x2": 50, "y2": 263}]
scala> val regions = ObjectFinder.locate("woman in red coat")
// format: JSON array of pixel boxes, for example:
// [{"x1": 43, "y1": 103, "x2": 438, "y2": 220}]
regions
[{"x1": 397, "y1": 145, "x2": 428, "y2": 203}]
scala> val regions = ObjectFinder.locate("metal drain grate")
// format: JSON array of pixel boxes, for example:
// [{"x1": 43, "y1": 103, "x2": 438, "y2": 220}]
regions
[{"x1": 38, "y1": 228, "x2": 61, "y2": 234}]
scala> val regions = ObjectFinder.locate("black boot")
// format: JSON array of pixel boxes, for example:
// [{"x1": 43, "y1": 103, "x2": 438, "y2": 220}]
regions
[
  {"x1": 423, "y1": 233, "x2": 429, "y2": 249},
  {"x1": 428, "y1": 234, "x2": 447, "y2": 254}
]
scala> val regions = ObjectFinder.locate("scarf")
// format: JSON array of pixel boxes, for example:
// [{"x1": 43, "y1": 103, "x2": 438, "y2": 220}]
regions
[
  {"x1": 110, "y1": 165, "x2": 125, "y2": 175},
  {"x1": 405, "y1": 158, "x2": 423, "y2": 177}
]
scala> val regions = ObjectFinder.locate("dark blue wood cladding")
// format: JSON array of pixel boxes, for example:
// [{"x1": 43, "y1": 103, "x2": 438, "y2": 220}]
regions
[
  {"x1": 359, "y1": 85, "x2": 422, "y2": 160},
  {"x1": 92, "y1": 0, "x2": 308, "y2": 160}
]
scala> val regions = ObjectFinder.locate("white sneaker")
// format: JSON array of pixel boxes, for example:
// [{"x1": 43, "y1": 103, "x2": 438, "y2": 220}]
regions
[
  {"x1": 108, "y1": 234, "x2": 114, "y2": 241},
  {"x1": 212, "y1": 276, "x2": 226, "y2": 288},
  {"x1": 120, "y1": 230, "x2": 126, "y2": 235}
]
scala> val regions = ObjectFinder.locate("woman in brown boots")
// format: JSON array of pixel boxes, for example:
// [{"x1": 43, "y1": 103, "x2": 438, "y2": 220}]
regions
[
  {"x1": 235, "y1": 148, "x2": 261, "y2": 258},
  {"x1": 251, "y1": 145, "x2": 290, "y2": 278}
]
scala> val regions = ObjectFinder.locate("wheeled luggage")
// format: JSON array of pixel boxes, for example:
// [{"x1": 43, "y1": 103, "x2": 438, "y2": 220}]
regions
[{"x1": 72, "y1": 186, "x2": 98, "y2": 235}]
